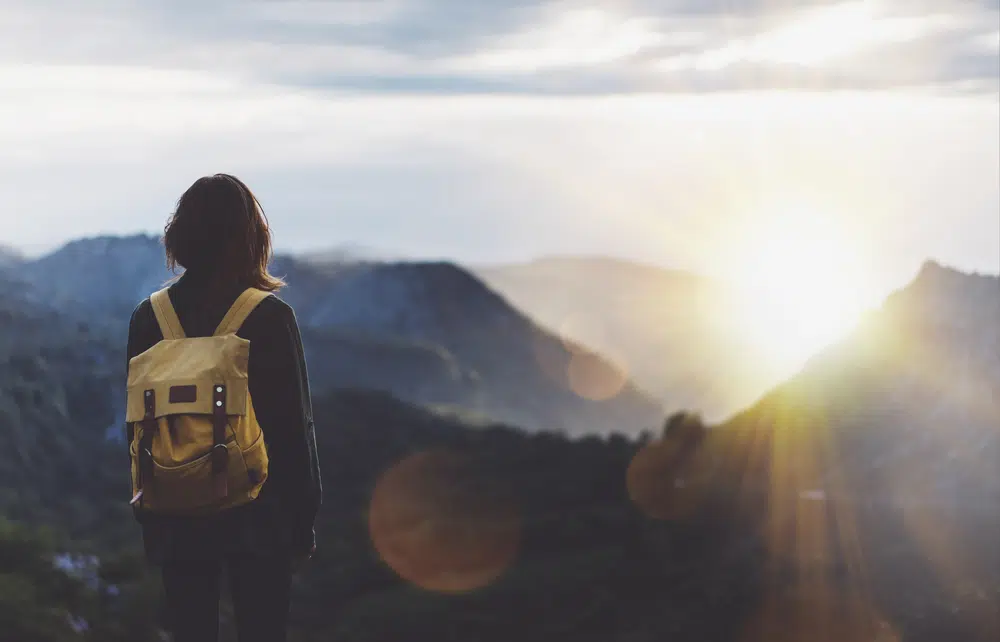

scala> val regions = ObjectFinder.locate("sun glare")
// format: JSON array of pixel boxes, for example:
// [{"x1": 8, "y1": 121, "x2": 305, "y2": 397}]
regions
[
  {"x1": 721, "y1": 208, "x2": 875, "y2": 375},
  {"x1": 753, "y1": 2, "x2": 898, "y2": 66}
]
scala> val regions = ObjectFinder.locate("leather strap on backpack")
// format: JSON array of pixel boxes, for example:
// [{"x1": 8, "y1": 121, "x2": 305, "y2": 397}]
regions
[
  {"x1": 213, "y1": 288, "x2": 272, "y2": 336},
  {"x1": 212, "y1": 384, "x2": 229, "y2": 499},
  {"x1": 138, "y1": 389, "x2": 158, "y2": 503}
]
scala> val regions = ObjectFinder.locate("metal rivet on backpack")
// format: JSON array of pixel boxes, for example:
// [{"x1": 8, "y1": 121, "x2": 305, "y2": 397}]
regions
[
  {"x1": 216, "y1": 400, "x2": 223, "y2": 407},
  {"x1": 216, "y1": 386, "x2": 223, "y2": 393},
  {"x1": 145, "y1": 391, "x2": 151, "y2": 397}
]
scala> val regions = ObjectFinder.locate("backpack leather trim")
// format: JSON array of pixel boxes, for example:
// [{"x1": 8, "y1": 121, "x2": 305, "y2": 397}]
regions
[{"x1": 168, "y1": 385, "x2": 197, "y2": 404}]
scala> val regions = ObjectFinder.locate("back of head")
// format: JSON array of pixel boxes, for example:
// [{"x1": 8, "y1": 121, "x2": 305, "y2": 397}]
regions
[{"x1": 163, "y1": 174, "x2": 284, "y2": 292}]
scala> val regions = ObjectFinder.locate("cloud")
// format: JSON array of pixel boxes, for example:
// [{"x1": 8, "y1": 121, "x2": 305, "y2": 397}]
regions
[
  {"x1": 645, "y1": 2, "x2": 999, "y2": 92},
  {"x1": 0, "y1": 0, "x2": 996, "y2": 94},
  {"x1": 440, "y1": 9, "x2": 695, "y2": 74},
  {"x1": 1, "y1": 79, "x2": 996, "y2": 291},
  {"x1": 0, "y1": 0, "x2": 996, "y2": 293},
  {"x1": 657, "y1": 4, "x2": 966, "y2": 70},
  {"x1": 970, "y1": 29, "x2": 1000, "y2": 50}
]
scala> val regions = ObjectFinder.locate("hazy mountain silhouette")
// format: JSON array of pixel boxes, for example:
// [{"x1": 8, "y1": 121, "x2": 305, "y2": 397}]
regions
[
  {"x1": 19, "y1": 234, "x2": 170, "y2": 324},
  {"x1": 8, "y1": 235, "x2": 664, "y2": 435},
  {"x1": 475, "y1": 256, "x2": 771, "y2": 421},
  {"x1": 679, "y1": 259, "x2": 1000, "y2": 640},
  {"x1": 0, "y1": 244, "x2": 23, "y2": 268},
  {"x1": 720, "y1": 259, "x2": 999, "y2": 499},
  {"x1": 1, "y1": 240, "x2": 997, "y2": 640}
]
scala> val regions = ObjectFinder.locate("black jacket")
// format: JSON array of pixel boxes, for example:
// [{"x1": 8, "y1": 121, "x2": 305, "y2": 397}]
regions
[{"x1": 125, "y1": 271, "x2": 322, "y2": 563}]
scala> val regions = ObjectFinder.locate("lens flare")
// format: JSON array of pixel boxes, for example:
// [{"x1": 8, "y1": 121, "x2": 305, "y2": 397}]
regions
[
  {"x1": 368, "y1": 449, "x2": 521, "y2": 594},
  {"x1": 567, "y1": 348, "x2": 629, "y2": 401},
  {"x1": 531, "y1": 322, "x2": 630, "y2": 401}
]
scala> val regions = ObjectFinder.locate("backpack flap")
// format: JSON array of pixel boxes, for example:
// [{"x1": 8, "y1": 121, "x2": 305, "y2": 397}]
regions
[{"x1": 125, "y1": 335, "x2": 250, "y2": 422}]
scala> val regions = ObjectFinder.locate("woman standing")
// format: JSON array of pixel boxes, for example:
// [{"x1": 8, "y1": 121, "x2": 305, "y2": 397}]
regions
[{"x1": 125, "y1": 174, "x2": 322, "y2": 642}]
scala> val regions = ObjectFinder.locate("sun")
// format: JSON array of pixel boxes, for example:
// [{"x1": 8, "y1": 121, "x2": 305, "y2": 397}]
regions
[{"x1": 721, "y1": 208, "x2": 875, "y2": 376}]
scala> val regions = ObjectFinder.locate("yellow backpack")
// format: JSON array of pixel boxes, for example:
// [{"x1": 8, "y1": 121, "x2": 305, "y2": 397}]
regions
[{"x1": 126, "y1": 287, "x2": 271, "y2": 515}]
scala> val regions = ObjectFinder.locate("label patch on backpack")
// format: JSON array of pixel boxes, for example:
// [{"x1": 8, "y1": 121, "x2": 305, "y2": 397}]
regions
[{"x1": 169, "y1": 385, "x2": 198, "y2": 404}]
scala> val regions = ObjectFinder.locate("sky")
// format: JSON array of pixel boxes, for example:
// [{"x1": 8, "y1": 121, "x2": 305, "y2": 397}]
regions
[{"x1": 0, "y1": 0, "x2": 997, "y2": 297}]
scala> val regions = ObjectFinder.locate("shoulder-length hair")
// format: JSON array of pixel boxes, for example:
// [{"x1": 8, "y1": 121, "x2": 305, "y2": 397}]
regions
[{"x1": 163, "y1": 173, "x2": 284, "y2": 291}]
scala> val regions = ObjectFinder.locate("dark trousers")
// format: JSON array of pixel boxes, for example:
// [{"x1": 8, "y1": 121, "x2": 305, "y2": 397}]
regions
[{"x1": 161, "y1": 554, "x2": 293, "y2": 642}]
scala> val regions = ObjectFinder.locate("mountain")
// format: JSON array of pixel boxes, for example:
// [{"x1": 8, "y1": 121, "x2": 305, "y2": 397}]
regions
[
  {"x1": 475, "y1": 256, "x2": 768, "y2": 421},
  {"x1": 8, "y1": 236, "x2": 664, "y2": 436},
  {"x1": 684, "y1": 260, "x2": 1000, "y2": 640},
  {"x1": 17, "y1": 234, "x2": 169, "y2": 324},
  {"x1": 275, "y1": 258, "x2": 664, "y2": 434},
  {"x1": 0, "y1": 244, "x2": 23, "y2": 268},
  {"x1": 720, "y1": 260, "x2": 999, "y2": 499},
  {"x1": 0, "y1": 273, "x2": 750, "y2": 639},
  {"x1": 2, "y1": 247, "x2": 997, "y2": 640},
  {"x1": 0, "y1": 276, "x2": 123, "y2": 543}
]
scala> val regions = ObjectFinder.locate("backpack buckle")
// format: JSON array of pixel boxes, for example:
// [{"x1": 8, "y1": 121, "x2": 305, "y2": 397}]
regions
[
  {"x1": 211, "y1": 443, "x2": 229, "y2": 472},
  {"x1": 211, "y1": 444, "x2": 229, "y2": 499}
]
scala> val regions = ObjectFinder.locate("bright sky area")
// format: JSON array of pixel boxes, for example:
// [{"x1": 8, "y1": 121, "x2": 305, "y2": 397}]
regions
[{"x1": 1, "y1": 0, "x2": 998, "y2": 304}]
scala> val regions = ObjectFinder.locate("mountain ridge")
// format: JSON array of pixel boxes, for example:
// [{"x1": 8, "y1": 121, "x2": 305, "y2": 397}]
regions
[
  {"x1": 1, "y1": 236, "x2": 998, "y2": 640},
  {"x1": 3, "y1": 234, "x2": 665, "y2": 436},
  {"x1": 474, "y1": 255, "x2": 766, "y2": 422}
]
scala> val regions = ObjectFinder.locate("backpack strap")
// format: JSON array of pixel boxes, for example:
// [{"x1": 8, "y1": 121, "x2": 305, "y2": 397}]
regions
[
  {"x1": 213, "y1": 288, "x2": 272, "y2": 336},
  {"x1": 150, "y1": 288, "x2": 186, "y2": 340}
]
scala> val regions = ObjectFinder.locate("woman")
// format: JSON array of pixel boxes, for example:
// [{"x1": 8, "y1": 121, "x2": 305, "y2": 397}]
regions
[{"x1": 126, "y1": 174, "x2": 322, "y2": 642}]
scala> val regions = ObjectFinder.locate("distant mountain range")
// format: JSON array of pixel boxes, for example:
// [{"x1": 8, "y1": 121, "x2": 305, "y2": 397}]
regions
[
  {"x1": 0, "y1": 245, "x2": 22, "y2": 267},
  {"x1": 475, "y1": 256, "x2": 777, "y2": 421},
  {"x1": 12, "y1": 235, "x2": 174, "y2": 323},
  {"x1": 7, "y1": 235, "x2": 996, "y2": 441},
  {"x1": 2, "y1": 234, "x2": 998, "y2": 640},
  {"x1": 4, "y1": 234, "x2": 664, "y2": 436}
]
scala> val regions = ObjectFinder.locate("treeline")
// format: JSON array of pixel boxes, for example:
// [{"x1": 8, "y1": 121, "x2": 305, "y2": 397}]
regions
[
  {"x1": 3, "y1": 386, "x2": 996, "y2": 641},
  {"x1": 2, "y1": 381, "x2": 763, "y2": 641}
]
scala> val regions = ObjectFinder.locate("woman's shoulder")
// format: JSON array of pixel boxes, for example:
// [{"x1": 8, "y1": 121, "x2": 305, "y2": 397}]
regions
[
  {"x1": 258, "y1": 291, "x2": 295, "y2": 316},
  {"x1": 128, "y1": 296, "x2": 155, "y2": 329},
  {"x1": 129, "y1": 281, "x2": 177, "y2": 328},
  {"x1": 244, "y1": 291, "x2": 300, "y2": 330}
]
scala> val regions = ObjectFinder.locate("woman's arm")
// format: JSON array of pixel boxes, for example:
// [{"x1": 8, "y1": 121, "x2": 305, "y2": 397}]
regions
[{"x1": 248, "y1": 299, "x2": 323, "y2": 555}]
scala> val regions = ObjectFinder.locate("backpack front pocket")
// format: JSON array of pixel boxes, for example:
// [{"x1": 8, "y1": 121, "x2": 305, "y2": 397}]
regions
[{"x1": 145, "y1": 439, "x2": 246, "y2": 515}]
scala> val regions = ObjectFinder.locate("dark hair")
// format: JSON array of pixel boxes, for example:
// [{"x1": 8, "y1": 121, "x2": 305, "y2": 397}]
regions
[{"x1": 163, "y1": 174, "x2": 284, "y2": 291}]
